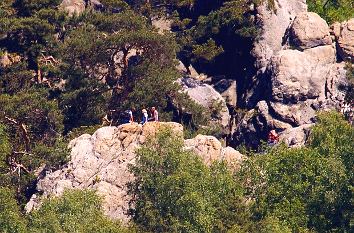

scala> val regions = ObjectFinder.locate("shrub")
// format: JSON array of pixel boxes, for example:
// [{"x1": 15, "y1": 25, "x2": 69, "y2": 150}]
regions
[
  {"x1": 0, "y1": 187, "x2": 27, "y2": 233},
  {"x1": 28, "y1": 190, "x2": 130, "y2": 233},
  {"x1": 129, "y1": 128, "x2": 250, "y2": 232}
]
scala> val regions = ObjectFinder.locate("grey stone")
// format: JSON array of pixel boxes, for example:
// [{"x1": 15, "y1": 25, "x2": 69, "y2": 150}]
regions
[
  {"x1": 289, "y1": 12, "x2": 332, "y2": 50},
  {"x1": 26, "y1": 122, "x2": 244, "y2": 222},
  {"x1": 60, "y1": 0, "x2": 86, "y2": 16},
  {"x1": 337, "y1": 18, "x2": 354, "y2": 60},
  {"x1": 179, "y1": 77, "x2": 231, "y2": 129},
  {"x1": 252, "y1": 0, "x2": 307, "y2": 71}
]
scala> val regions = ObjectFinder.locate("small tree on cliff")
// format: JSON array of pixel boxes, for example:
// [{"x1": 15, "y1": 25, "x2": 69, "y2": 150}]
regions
[{"x1": 0, "y1": 89, "x2": 68, "y2": 203}]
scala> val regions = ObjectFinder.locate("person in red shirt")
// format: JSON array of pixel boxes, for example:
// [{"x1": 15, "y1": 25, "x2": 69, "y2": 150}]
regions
[{"x1": 268, "y1": 129, "x2": 279, "y2": 146}]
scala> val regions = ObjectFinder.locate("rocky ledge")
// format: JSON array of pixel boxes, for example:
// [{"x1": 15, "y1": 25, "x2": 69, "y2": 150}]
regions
[
  {"x1": 25, "y1": 122, "x2": 244, "y2": 222},
  {"x1": 234, "y1": 5, "x2": 353, "y2": 148}
]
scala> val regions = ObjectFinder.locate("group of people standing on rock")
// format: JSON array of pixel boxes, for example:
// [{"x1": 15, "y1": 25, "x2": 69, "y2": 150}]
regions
[{"x1": 123, "y1": 107, "x2": 159, "y2": 125}]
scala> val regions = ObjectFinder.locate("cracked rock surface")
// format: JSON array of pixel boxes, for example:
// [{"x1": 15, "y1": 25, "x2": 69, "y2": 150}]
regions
[
  {"x1": 233, "y1": 9, "x2": 350, "y2": 148},
  {"x1": 26, "y1": 122, "x2": 244, "y2": 222}
]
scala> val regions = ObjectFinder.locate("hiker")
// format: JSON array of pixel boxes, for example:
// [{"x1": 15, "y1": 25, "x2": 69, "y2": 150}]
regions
[
  {"x1": 341, "y1": 102, "x2": 351, "y2": 115},
  {"x1": 150, "y1": 107, "x2": 159, "y2": 122},
  {"x1": 122, "y1": 109, "x2": 134, "y2": 124},
  {"x1": 141, "y1": 109, "x2": 148, "y2": 125},
  {"x1": 267, "y1": 129, "x2": 279, "y2": 146}
]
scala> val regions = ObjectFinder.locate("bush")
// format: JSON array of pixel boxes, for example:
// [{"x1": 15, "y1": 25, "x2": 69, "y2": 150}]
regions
[
  {"x1": 129, "y1": 128, "x2": 251, "y2": 232},
  {"x1": 28, "y1": 190, "x2": 130, "y2": 233},
  {"x1": 307, "y1": 0, "x2": 354, "y2": 23},
  {"x1": 0, "y1": 187, "x2": 27, "y2": 233},
  {"x1": 241, "y1": 111, "x2": 353, "y2": 232}
]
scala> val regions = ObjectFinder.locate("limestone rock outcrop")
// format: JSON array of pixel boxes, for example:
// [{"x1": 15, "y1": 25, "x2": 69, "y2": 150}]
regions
[
  {"x1": 152, "y1": 17, "x2": 173, "y2": 34},
  {"x1": 26, "y1": 122, "x2": 244, "y2": 222},
  {"x1": 252, "y1": 0, "x2": 307, "y2": 71},
  {"x1": 0, "y1": 51, "x2": 12, "y2": 67},
  {"x1": 0, "y1": 51, "x2": 21, "y2": 68},
  {"x1": 269, "y1": 45, "x2": 336, "y2": 103},
  {"x1": 233, "y1": 8, "x2": 350, "y2": 148},
  {"x1": 179, "y1": 77, "x2": 231, "y2": 129},
  {"x1": 278, "y1": 124, "x2": 313, "y2": 147},
  {"x1": 185, "y1": 135, "x2": 244, "y2": 169},
  {"x1": 336, "y1": 19, "x2": 354, "y2": 60},
  {"x1": 289, "y1": 12, "x2": 332, "y2": 50},
  {"x1": 60, "y1": 0, "x2": 103, "y2": 16},
  {"x1": 60, "y1": 0, "x2": 86, "y2": 16}
]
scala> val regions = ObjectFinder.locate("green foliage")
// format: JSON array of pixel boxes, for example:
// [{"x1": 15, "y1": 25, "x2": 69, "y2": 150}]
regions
[
  {"x1": 0, "y1": 89, "x2": 64, "y2": 150},
  {"x1": 0, "y1": 187, "x2": 27, "y2": 233},
  {"x1": 0, "y1": 61, "x2": 33, "y2": 95},
  {"x1": 307, "y1": 0, "x2": 354, "y2": 23},
  {"x1": 13, "y1": 0, "x2": 61, "y2": 16},
  {"x1": 309, "y1": 111, "x2": 353, "y2": 172},
  {"x1": 192, "y1": 39, "x2": 224, "y2": 62},
  {"x1": 241, "y1": 111, "x2": 354, "y2": 232},
  {"x1": 174, "y1": 0, "x2": 259, "y2": 76},
  {"x1": 28, "y1": 190, "x2": 129, "y2": 233},
  {"x1": 0, "y1": 89, "x2": 67, "y2": 203},
  {"x1": 57, "y1": 9, "x2": 193, "y2": 129},
  {"x1": 257, "y1": 216, "x2": 292, "y2": 233},
  {"x1": 129, "y1": 128, "x2": 250, "y2": 232},
  {"x1": 0, "y1": 124, "x2": 11, "y2": 169}
]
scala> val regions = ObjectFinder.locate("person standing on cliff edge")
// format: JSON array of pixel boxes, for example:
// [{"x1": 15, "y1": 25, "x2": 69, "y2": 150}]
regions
[
  {"x1": 150, "y1": 107, "x2": 159, "y2": 122},
  {"x1": 141, "y1": 109, "x2": 148, "y2": 125}
]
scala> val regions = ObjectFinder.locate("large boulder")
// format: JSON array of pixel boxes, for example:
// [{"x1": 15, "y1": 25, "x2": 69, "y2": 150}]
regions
[
  {"x1": 26, "y1": 122, "x2": 243, "y2": 222},
  {"x1": 252, "y1": 0, "x2": 307, "y2": 71},
  {"x1": 336, "y1": 18, "x2": 354, "y2": 60},
  {"x1": 268, "y1": 45, "x2": 336, "y2": 103},
  {"x1": 289, "y1": 12, "x2": 332, "y2": 50},
  {"x1": 179, "y1": 77, "x2": 230, "y2": 129},
  {"x1": 184, "y1": 134, "x2": 244, "y2": 168},
  {"x1": 278, "y1": 124, "x2": 314, "y2": 147},
  {"x1": 60, "y1": 0, "x2": 86, "y2": 16}
]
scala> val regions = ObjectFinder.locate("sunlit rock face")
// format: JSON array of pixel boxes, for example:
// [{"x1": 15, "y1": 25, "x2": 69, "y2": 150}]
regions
[
  {"x1": 26, "y1": 122, "x2": 244, "y2": 222},
  {"x1": 232, "y1": 7, "x2": 350, "y2": 148}
]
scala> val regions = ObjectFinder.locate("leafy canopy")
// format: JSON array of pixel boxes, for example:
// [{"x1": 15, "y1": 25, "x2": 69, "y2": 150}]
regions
[
  {"x1": 129, "y1": 128, "x2": 251, "y2": 232},
  {"x1": 241, "y1": 111, "x2": 354, "y2": 232},
  {"x1": 307, "y1": 0, "x2": 354, "y2": 23}
]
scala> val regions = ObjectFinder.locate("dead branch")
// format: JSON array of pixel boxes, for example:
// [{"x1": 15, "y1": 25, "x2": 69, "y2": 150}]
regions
[{"x1": 4, "y1": 116, "x2": 30, "y2": 152}]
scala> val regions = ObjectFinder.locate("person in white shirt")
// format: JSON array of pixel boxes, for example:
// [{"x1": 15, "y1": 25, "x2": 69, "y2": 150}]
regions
[{"x1": 141, "y1": 109, "x2": 148, "y2": 125}]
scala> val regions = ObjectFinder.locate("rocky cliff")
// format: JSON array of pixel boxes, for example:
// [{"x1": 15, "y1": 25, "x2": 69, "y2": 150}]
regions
[
  {"x1": 231, "y1": 2, "x2": 353, "y2": 148},
  {"x1": 26, "y1": 122, "x2": 244, "y2": 222},
  {"x1": 58, "y1": 0, "x2": 353, "y2": 149}
]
